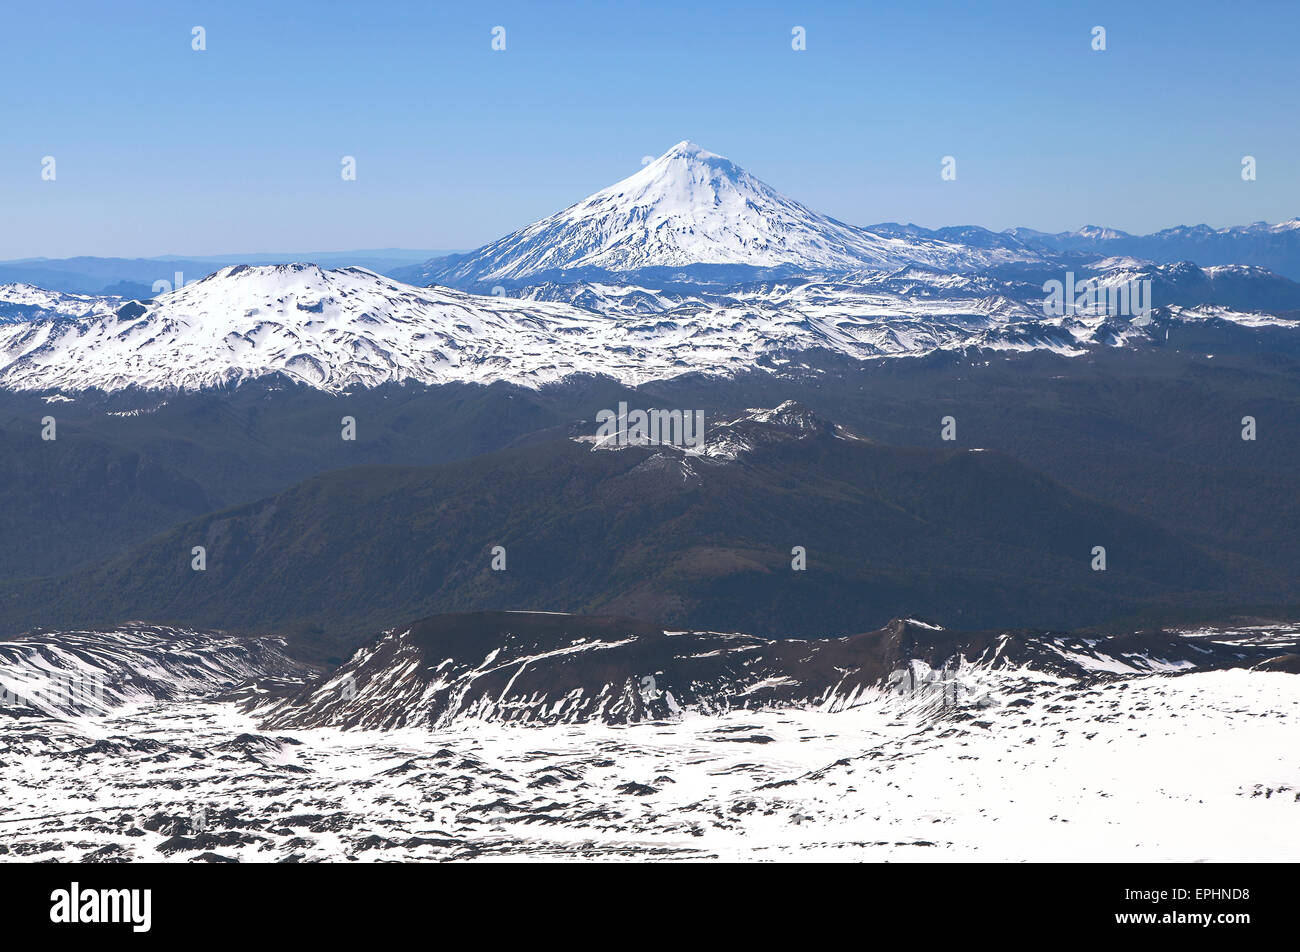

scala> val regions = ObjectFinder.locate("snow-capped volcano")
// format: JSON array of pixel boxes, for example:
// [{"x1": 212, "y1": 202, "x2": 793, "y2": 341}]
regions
[{"x1": 415, "y1": 141, "x2": 1039, "y2": 286}]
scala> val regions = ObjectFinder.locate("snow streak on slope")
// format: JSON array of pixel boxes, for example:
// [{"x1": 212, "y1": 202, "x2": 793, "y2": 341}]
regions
[
  {"x1": 0, "y1": 625, "x2": 306, "y2": 718},
  {"x1": 422, "y1": 141, "x2": 1041, "y2": 284},
  {"x1": 1, "y1": 621, "x2": 1297, "y2": 861},
  {"x1": 574, "y1": 400, "x2": 862, "y2": 465},
  {"x1": 254, "y1": 613, "x2": 1300, "y2": 730}
]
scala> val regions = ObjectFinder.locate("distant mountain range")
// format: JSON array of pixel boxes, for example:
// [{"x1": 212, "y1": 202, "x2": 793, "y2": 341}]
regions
[
  {"x1": 0, "y1": 248, "x2": 452, "y2": 298},
  {"x1": 1004, "y1": 219, "x2": 1300, "y2": 278},
  {"x1": 2, "y1": 256, "x2": 1297, "y2": 393},
  {"x1": 2, "y1": 141, "x2": 1298, "y2": 396},
  {"x1": 402, "y1": 142, "x2": 1300, "y2": 287},
  {"x1": 2, "y1": 140, "x2": 1299, "y2": 655},
  {"x1": 864, "y1": 219, "x2": 1300, "y2": 281},
  {"x1": 6, "y1": 143, "x2": 1298, "y2": 307}
]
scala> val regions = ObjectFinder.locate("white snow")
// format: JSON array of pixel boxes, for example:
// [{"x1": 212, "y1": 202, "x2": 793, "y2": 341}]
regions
[
  {"x1": 2, "y1": 665, "x2": 1297, "y2": 862},
  {"x1": 430, "y1": 141, "x2": 1042, "y2": 283},
  {"x1": 3, "y1": 262, "x2": 1258, "y2": 394}
]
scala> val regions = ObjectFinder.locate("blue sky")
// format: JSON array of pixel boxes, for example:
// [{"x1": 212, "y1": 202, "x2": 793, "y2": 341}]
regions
[{"x1": 1, "y1": 0, "x2": 1297, "y2": 258}]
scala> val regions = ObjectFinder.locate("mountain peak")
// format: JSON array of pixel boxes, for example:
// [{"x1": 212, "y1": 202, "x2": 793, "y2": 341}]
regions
[
  {"x1": 736, "y1": 399, "x2": 829, "y2": 429},
  {"x1": 697, "y1": 401, "x2": 854, "y2": 460},
  {"x1": 639, "y1": 140, "x2": 741, "y2": 182},
  {"x1": 418, "y1": 141, "x2": 1025, "y2": 284},
  {"x1": 662, "y1": 139, "x2": 711, "y2": 159},
  {"x1": 411, "y1": 137, "x2": 1052, "y2": 289}
]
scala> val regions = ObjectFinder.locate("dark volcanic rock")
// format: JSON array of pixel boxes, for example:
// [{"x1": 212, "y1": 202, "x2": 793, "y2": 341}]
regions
[{"x1": 257, "y1": 611, "x2": 1299, "y2": 730}]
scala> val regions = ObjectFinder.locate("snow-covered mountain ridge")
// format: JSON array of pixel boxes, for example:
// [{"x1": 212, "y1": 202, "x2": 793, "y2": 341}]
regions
[
  {"x1": 3, "y1": 258, "x2": 1296, "y2": 394},
  {"x1": 0, "y1": 263, "x2": 650, "y2": 392},
  {"x1": 0, "y1": 624, "x2": 305, "y2": 718},
  {"x1": 3, "y1": 140, "x2": 1299, "y2": 394},
  {"x1": 255, "y1": 612, "x2": 1300, "y2": 730},
  {"x1": 0, "y1": 283, "x2": 122, "y2": 324}
]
